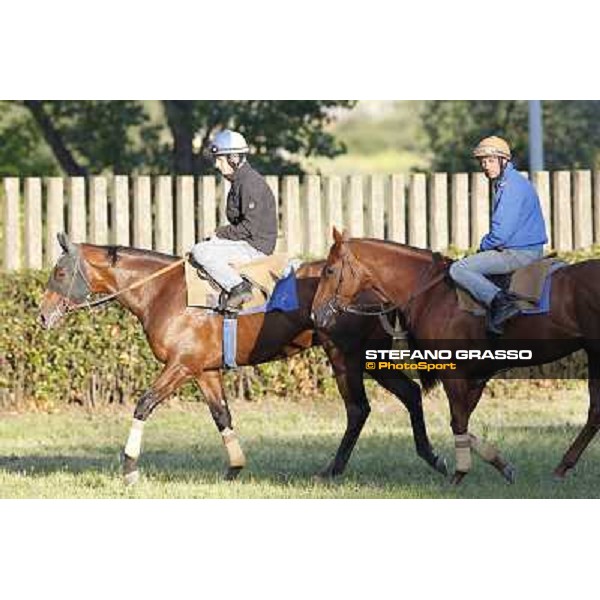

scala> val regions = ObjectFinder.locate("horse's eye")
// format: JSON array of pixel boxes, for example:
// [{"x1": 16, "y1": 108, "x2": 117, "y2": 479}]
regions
[
  {"x1": 55, "y1": 269, "x2": 65, "y2": 279},
  {"x1": 326, "y1": 266, "x2": 335, "y2": 276}
]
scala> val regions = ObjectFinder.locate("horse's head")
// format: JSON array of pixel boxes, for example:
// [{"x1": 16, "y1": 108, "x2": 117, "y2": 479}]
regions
[
  {"x1": 311, "y1": 227, "x2": 382, "y2": 331},
  {"x1": 39, "y1": 233, "x2": 92, "y2": 329}
]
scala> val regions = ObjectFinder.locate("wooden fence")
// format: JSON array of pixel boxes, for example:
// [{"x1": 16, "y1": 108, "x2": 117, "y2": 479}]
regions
[{"x1": 2, "y1": 171, "x2": 600, "y2": 270}]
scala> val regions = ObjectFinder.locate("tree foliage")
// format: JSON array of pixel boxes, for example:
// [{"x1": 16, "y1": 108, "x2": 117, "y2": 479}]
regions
[
  {"x1": 0, "y1": 102, "x2": 59, "y2": 176},
  {"x1": 421, "y1": 101, "x2": 600, "y2": 172},
  {"x1": 0, "y1": 100, "x2": 354, "y2": 176}
]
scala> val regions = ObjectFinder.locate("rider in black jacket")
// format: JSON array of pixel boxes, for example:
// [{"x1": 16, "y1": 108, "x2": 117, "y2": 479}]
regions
[{"x1": 190, "y1": 130, "x2": 278, "y2": 309}]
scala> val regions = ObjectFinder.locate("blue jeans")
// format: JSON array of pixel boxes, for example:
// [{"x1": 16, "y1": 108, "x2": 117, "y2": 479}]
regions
[{"x1": 449, "y1": 248, "x2": 544, "y2": 306}]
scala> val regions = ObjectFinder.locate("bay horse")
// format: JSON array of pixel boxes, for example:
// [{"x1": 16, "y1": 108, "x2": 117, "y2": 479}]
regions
[
  {"x1": 38, "y1": 232, "x2": 446, "y2": 485},
  {"x1": 312, "y1": 228, "x2": 600, "y2": 485}
]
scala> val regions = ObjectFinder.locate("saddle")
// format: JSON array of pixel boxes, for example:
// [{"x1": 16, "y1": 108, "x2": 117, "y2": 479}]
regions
[
  {"x1": 185, "y1": 253, "x2": 292, "y2": 311},
  {"x1": 455, "y1": 256, "x2": 565, "y2": 316}
]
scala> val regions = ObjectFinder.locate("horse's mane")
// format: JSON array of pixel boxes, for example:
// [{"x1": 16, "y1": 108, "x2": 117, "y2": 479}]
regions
[
  {"x1": 99, "y1": 245, "x2": 178, "y2": 267},
  {"x1": 347, "y1": 238, "x2": 454, "y2": 272},
  {"x1": 349, "y1": 237, "x2": 447, "y2": 261}
]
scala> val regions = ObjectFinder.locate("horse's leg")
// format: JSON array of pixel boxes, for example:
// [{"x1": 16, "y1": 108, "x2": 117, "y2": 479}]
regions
[
  {"x1": 369, "y1": 370, "x2": 447, "y2": 475},
  {"x1": 318, "y1": 345, "x2": 370, "y2": 479},
  {"x1": 469, "y1": 432, "x2": 516, "y2": 484},
  {"x1": 445, "y1": 378, "x2": 515, "y2": 485},
  {"x1": 122, "y1": 362, "x2": 191, "y2": 485},
  {"x1": 196, "y1": 370, "x2": 246, "y2": 481},
  {"x1": 445, "y1": 379, "x2": 485, "y2": 486},
  {"x1": 554, "y1": 351, "x2": 600, "y2": 479}
]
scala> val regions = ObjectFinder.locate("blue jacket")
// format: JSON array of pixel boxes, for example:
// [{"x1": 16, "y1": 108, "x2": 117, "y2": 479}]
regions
[{"x1": 479, "y1": 162, "x2": 548, "y2": 251}]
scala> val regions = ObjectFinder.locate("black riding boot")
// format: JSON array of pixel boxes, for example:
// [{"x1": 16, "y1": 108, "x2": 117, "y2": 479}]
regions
[
  {"x1": 487, "y1": 291, "x2": 520, "y2": 335},
  {"x1": 225, "y1": 281, "x2": 253, "y2": 310}
]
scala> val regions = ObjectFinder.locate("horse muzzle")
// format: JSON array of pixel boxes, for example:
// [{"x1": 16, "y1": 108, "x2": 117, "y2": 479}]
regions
[
  {"x1": 312, "y1": 298, "x2": 339, "y2": 330},
  {"x1": 39, "y1": 293, "x2": 69, "y2": 329}
]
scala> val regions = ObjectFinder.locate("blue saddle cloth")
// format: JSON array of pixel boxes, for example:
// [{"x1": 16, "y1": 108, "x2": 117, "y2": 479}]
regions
[{"x1": 265, "y1": 270, "x2": 300, "y2": 312}]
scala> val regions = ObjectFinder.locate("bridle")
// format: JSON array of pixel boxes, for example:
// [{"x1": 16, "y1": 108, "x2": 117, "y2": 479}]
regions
[
  {"x1": 322, "y1": 244, "x2": 447, "y2": 329},
  {"x1": 48, "y1": 249, "x2": 186, "y2": 321},
  {"x1": 322, "y1": 246, "x2": 397, "y2": 318}
]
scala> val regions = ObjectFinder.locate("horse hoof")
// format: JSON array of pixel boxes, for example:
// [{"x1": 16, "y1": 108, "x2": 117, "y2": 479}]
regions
[
  {"x1": 224, "y1": 466, "x2": 243, "y2": 481},
  {"x1": 434, "y1": 456, "x2": 449, "y2": 476},
  {"x1": 314, "y1": 465, "x2": 339, "y2": 483},
  {"x1": 449, "y1": 471, "x2": 467, "y2": 486},
  {"x1": 502, "y1": 464, "x2": 517, "y2": 484},
  {"x1": 124, "y1": 470, "x2": 140, "y2": 486},
  {"x1": 552, "y1": 467, "x2": 569, "y2": 483}
]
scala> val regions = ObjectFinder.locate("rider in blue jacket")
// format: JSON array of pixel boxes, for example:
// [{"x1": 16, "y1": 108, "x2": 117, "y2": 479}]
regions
[{"x1": 449, "y1": 136, "x2": 548, "y2": 334}]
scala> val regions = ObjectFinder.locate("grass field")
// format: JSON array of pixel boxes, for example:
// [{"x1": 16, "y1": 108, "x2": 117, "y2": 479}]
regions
[{"x1": 2, "y1": 384, "x2": 600, "y2": 499}]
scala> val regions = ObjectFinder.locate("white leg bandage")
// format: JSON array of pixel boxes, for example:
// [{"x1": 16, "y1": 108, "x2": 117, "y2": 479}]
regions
[
  {"x1": 124, "y1": 470, "x2": 140, "y2": 486},
  {"x1": 222, "y1": 427, "x2": 246, "y2": 468},
  {"x1": 454, "y1": 433, "x2": 472, "y2": 473},
  {"x1": 124, "y1": 418, "x2": 145, "y2": 459},
  {"x1": 470, "y1": 434, "x2": 499, "y2": 462}
]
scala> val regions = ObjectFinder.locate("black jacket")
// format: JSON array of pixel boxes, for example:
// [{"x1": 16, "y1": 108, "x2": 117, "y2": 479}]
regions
[{"x1": 215, "y1": 162, "x2": 277, "y2": 254}]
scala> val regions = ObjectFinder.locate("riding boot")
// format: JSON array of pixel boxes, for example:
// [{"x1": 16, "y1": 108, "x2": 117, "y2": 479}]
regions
[
  {"x1": 487, "y1": 291, "x2": 521, "y2": 335},
  {"x1": 226, "y1": 280, "x2": 253, "y2": 310}
]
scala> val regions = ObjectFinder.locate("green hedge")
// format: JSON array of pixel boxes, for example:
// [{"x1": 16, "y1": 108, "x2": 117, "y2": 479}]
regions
[
  {"x1": 2, "y1": 246, "x2": 600, "y2": 411},
  {"x1": 0, "y1": 270, "x2": 338, "y2": 410}
]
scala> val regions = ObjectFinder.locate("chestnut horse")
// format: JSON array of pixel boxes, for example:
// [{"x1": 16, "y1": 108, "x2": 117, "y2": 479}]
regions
[
  {"x1": 39, "y1": 233, "x2": 446, "y2": 485},
  {"x1": 312, "y1": 228, "x2": 600, "y2": 485}
]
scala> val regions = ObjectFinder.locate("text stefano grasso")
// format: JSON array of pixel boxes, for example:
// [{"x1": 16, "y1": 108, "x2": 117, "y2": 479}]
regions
[{"x1": 364, "y1": 349, "x2": 533, "y2": 361}]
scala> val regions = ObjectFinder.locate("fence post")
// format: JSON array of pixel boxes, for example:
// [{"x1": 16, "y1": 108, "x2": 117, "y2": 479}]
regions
[
  {"x1": 155, "y1": 176, "x2": 173, "y2": 253},
  {"x1": 573, "y1": 170, "x2": 593, "y2": 249},
  {"x1": 68, "y1": 177, "x2": 86, "y2": 244},
  {"x1": 387, "y1": 174, "x2": 406, "y2": 243},
  {"x1": 176, "y1": 176, "x2": 195, "y2": 256},
  {"x1": 113, "y1": 175, "x2": 130, "y2": 246},
  {"x1": 408, "y1": 173, "x2": 427, "y2": 248},
  {"x1": 451, "y1": 173, "x2": 469, "y2": 249},
  {"x1": 347, "y1": 175, "x2": 364, "y2": 237},
  {"x1": 323, "y1": 176, "x2": 343, "y2": 245},
  {"x1": 470, "y1": 173, "x2": 489, "y2": 248},
  {"x1": 281, "y1": 176, "x2": 301, "y2": 255},
  {"x1": 532, "y1": 171, "x2": 551, "y2": 248},
  {"x1": 367, "y1": 175, "x2": 385, "y2": 239},
  {"x1": 25, "y1": 178, "x2": 42, "y2": 269},
  {"x1": 302, "y1": 175, "x2": 323, "y2": 257},
  {"x1": 133, "y1": 176, "x2": 152, "y2": 250},
  {"x1": 46, "y1": 177, "x2": 65, "y2": 266},
  {"x1": 90, "y1": 176, "x2": 108, "y2": 245},
  {"x1": 552, "y1": 171, "x2": 572, "y2": 251},
  {"x1": 594, "y1": 170, "x2": 600, "y2": 245},
  {"x1": 429, "y1": 172, "x2": 448, "y2": 251},
  {"x1": 2, "y1": 178, "x2": 21, "y2": 271},
  {"x1": 197, "y1": 176, "x2": 217, "y2": 240}
]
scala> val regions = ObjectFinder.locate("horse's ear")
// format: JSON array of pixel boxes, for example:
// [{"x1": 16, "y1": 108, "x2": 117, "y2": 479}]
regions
[
  {"x1": 57, "y1": 232, "x2": 75, "y2": 254},
  {"x1": 332, "y1": 227, "x2": 348, "y2": 245}
]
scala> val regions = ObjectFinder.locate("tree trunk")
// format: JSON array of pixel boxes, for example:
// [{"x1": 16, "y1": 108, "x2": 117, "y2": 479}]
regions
[
  {"x1": 22, "y1": 101, "x2": 87, "y2": 176},
  {"x1": 163, "y1": 100, "x2": 199, "y2": 174}
]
